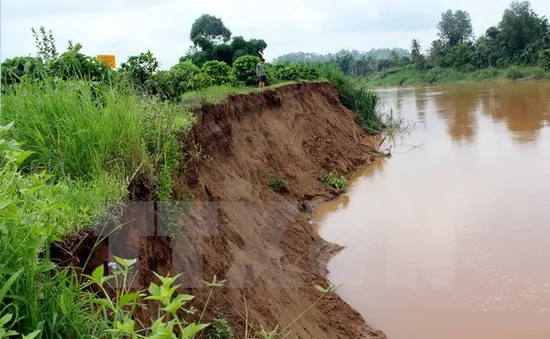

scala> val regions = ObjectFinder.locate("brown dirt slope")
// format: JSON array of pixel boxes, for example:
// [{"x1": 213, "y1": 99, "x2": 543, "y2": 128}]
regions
[
  {"x1": 51, "y1": 81, "x2": 386, "y2": 339},
  {"x1": 176, "y1": 82, "x2": 385, "y2": 338}
]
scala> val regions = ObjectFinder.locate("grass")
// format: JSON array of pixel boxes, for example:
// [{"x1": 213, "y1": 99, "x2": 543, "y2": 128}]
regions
[
  {"x1": 0, "y1": 79, "x2": 195, "y2": 233},
  {"x1": 366, "y1": 65, "x2": 550, "y2": 86},
  {"x1": 180, "y1": 80, "x2": 326, "y2": 107}
]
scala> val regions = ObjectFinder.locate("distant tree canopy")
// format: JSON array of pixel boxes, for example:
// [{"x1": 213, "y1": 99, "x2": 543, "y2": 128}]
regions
[
  {"x1": 437, "y1": 10, "x2": 474, "y2": 46},
  {"x1": 184, "y1": 14, "x2": 267, "y2": 66},
  {"x1": 425, "y1": 1, "x2": 550, "y2": 69},
  {"x1": 272, "y1": 1, "x2": 550, "y2": 78},
  {"x1": 273, "y1": 48, "x2": 411, "y2": 77}
]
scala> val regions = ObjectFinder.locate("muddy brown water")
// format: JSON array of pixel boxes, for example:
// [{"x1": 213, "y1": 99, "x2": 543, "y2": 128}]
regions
[{"x1": 315, "y1": 81, "x2": 550, "y2": 339}]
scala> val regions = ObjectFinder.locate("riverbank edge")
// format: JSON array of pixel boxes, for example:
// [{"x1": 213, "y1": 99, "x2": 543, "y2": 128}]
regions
[{"x1": 364, "y1": 66, "x2": 550, "y2": 87}]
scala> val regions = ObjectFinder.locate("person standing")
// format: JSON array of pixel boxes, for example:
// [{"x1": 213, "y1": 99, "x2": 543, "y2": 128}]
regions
[{"x1": 256, "y1": 58, "x2": 267, "y2": 88}]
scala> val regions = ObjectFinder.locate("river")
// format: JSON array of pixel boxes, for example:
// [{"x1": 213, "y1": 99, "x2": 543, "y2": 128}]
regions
[{"x1": 315, "y1": 81, "x2": 550, "y2": 339}]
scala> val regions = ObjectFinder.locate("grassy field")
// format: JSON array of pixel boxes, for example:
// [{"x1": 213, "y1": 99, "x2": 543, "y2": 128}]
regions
[{"x1": 366, "y1": 65, "x2": 550, "y2": 87}]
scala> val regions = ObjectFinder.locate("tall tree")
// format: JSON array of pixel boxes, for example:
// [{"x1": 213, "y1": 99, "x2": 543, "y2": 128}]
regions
[
  {"x1": 190, "y1": 14, "x2": 232, "y2": 51},
  {"x1": 437, "y1": 10, "x2": 474, "y2": 46},
  {"x1": 496, "y1": 1, "x2": 550, "y2": 60}
]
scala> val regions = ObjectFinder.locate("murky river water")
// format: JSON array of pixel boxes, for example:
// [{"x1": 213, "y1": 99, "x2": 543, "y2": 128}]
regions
[{"x1": 316, "y1": 81, "x2": 550, "y2": 339}]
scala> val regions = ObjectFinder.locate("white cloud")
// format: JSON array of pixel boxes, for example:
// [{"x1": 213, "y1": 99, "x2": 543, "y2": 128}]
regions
[{"x1": 1, "y1": 0, "x2": 549, "y2": 68}]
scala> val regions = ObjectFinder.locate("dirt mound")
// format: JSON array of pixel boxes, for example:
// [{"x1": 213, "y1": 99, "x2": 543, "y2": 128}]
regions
[{"x1": 51, "y1": 82, "x2": 385, "y2": 338}]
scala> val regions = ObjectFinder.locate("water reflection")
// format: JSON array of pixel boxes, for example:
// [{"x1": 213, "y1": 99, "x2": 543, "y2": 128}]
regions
[
  {"x1": 432, "y1": 84, "x2": 480, "y2": 144},
  {"x1": 479, "y1": 82, "x2": 550, "y2": 146}
]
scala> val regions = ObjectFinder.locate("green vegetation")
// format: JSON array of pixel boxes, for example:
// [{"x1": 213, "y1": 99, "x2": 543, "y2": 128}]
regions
[
  {"x1": 206, "y1": 318, "x2": 234, "y2": 339},
  {"x1": 0, "y1": 11, "x2": 387, "y2": 339},
  {"x1": 267, "y1": 169, "x2": 287, "y2": 193},
  {"x1": 321, "y1": 172, "x2": 349, "y2": 192},
  {"x1": 277, "y1": 1, "x2": 550, "y2": 86},
  {"x1": 367, "y1": 65, "x2": 550, "y2": 86}
]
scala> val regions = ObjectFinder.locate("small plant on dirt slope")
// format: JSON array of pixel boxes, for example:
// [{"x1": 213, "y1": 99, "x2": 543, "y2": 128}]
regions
[
  {"x1": 205, "y1": 318, "x2": 233, "y2": 339},
  {"x1": 321, "y1": 172, "x2": 349, "y2": 192},
  {"x1": 267, "y1": 169, "x2": 287, "y2": 193}
]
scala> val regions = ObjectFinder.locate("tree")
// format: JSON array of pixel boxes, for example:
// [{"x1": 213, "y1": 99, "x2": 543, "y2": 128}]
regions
[
  {"x1": 410, "y1": 39, "x2": 426, "y2": 68},
  {"x1": 190, "y1": 14, "x2": 232, "y2": 51},
  {"x1": 120, "y1": 51, "x2": 159, "y2": 89},
  {"x1": 437, "y1": 10, "x2": 474, "y2": 46},
  {"x1": 496, "y1": 1, "x2": 550, "y2": 60}
]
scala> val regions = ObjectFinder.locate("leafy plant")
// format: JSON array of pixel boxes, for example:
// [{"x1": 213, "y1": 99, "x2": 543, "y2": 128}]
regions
[
  {"x1": 233, "y1": 55, "x2": 260, "y2": 86},
  {"x1": 267, "y1": 169, "x2": 287, "y2": 193},
  {"x1": 321, "y1": 172, "x2": 349, "y2": 191},
  {"x1": 202, "y1": 61, "x2": 231, "y2": 86},
  {"x1": 205, "y1": 318, "x2": 233, "y2": 339},
  {"x1": 84, "y1": 257, "x2": 210, "y2": 338}
]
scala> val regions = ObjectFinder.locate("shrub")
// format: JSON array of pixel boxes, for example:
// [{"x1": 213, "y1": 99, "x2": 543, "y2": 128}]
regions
[
  {"x1": 321, "y1": 172, "x2": 349, "y2": 191},
  {"x1": 119, "y1": 50, "x2": 159, "y2": 92},
  {"x1": 202, "y1": 60, "x2": 232, "y2": 85},
  {"x1": 506, "y1": 66, "x2": 526, "y2": 80},
  {"x1": 1, "y1": 56, "x2": 45, "y2": 86},
  {"x1": 170, "y1": 60, "x2": 202, "y2": 94},
  {"x1": 267, "y1": 168, "x2": 287, "y2": 193},
  {"x1": 233, "y1": 55, "x2": 260, "y2": 86},
  {"x1": 206, "y1": 318, "x2": 234, "y2": 339},
  {"x1": 270, "y1": 61, "x2": 320, "y2": 82}
]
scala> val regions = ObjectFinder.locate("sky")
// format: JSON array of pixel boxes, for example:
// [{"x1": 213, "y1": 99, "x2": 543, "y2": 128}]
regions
[{"x1": 1, "y1": 0, "x2": 550, "y2": 69}]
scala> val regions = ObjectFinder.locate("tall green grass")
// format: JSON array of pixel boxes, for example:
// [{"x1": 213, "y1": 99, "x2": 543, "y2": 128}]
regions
[
  {"x1": 0, "y1": 78, "x2": 197, "y2": 337},
  {"x1": 0, "y1": 79, "x2": 195, "y2": 232},
  {"x1": 319, "y1": 64, "x2": 383, "y2": 133}
]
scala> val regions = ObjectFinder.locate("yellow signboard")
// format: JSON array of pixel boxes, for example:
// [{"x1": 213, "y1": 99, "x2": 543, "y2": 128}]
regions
[{"x1": 97, "y1": 55, "x2": 116, "y2": 69}]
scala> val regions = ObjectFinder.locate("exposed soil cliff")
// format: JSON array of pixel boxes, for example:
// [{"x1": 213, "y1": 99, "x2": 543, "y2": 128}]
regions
[
  {"x1": 52, "y1": 82, "x2": 386, "y2": 338},
  {"x1": 177, "y1": 82, "x2": 385, "y2": 338}
]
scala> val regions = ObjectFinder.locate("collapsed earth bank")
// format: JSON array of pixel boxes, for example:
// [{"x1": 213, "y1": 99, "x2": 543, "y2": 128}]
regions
[{"x1": 55, "y1": 82, "x2": 387, "y2": 338}]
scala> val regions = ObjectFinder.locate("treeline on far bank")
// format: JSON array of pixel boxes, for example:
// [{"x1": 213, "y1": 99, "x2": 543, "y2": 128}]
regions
[{"x1": 276, "y1": 1, "x2": 550, "y2": 85}]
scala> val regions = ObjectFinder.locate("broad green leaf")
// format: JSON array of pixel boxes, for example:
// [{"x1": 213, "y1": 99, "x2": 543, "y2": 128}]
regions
[
  {"x1": 113, "y1": 256, "x2": 137, "y2": 269},
  {"x1": 160, "y1": 294, "x2": 194, "y2": 315},
  {"x1": 91, "y1": 264, "x2": 104, "y2": 283},
  {"x1": 118, "y1": 293, "x2": 138, "y2": 308},
  {"x1": 180, "y1": 323, "x2": 209, "y2": 339},
  {"x1": 0, "y1": 201, "x2": 11, "y2": 211},
  {"x1": 14, "y1": 151, "x2": 34, "y2": 166},
  {"x1": 22, "y1": 330, "x2": 41, "y2": 339},
  {"x1": 0, "y1": 313, "x2": 13, "y2": 326}
]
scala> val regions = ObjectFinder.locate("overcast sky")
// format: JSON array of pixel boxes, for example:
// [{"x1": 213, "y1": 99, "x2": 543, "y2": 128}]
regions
[{"x1": 1, "y1": 0, "x2": 549, "y2": 69}]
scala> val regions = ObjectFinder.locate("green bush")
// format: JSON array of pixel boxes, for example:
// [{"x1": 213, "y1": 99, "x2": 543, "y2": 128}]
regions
[
  {"x1": 506, "y1": 66, "x2": 526, "y2": 80},
  {"x1": 50, "y1": 43, "x2": 112, "y2": 82},
  {"x1": 170, "y1": 60, "x2": 202, "y2": 94},
  {"x1": 202, "y1": 60, "x2": 232, "y2": 85},
  {"x1": 206, "y1": 318, "x2": 234, "y2": 339},
  {"x1": 269, "y1": 61, "x2": 320, "y2": 82},
  {"x1": 321, "y1": 172, "x2": 349, "y2": 191},
  {"x1": 1, "y1": 56, "x2": 45, "y2": 86},
  {"x1": 233, "y1": 55, "x2": 260, "y2": 86}
]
